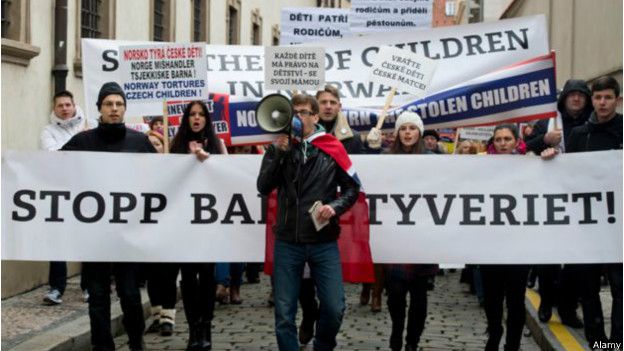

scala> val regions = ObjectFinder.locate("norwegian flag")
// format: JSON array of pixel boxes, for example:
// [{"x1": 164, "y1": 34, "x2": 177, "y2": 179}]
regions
[{"x1": 264, "y1": 132, "x2": 375, "y2": 283}]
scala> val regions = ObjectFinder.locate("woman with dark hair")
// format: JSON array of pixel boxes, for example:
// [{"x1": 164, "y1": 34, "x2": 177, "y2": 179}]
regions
[
  {"x1": 482, "y1": 123, "x2": 556, "y2": 351},
  {"x1": 380, "y1": 111, "x2": 438, "y2": 351},
  {"x1": 170, "y1": 100, "x2": 226, "y2": 350}
]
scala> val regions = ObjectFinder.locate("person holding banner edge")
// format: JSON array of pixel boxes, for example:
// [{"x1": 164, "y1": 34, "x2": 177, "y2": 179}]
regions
[
  {"x1": 524, "y1": 79, "x2": 593, "y2": 329},
  {"x1": 170, "y1": 100, "x2": 228, "y2": 350},
  {"x1": 368, "y1": 110, "x2": 438, "y2": 351},
  {"x1": 40, "y1": 90, "x2": 97, "y2": 306},
  {"x1": 257, "y1": 94, "x2": 360, "y2": 351},
  {"x1": 61, "y1": 82, "x2": 156, "y2": 351},
  {"x1": 482, "y1": 124, "x2": 559, "y2": 351},
  {"x1": 564, "y1": 76, "x2": 623, "y2": 347}
]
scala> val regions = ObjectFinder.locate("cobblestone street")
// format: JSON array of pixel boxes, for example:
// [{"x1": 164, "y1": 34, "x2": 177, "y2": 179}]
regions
[{"x1": 114, "y1": 271, "x2": 540, "y2": 350}]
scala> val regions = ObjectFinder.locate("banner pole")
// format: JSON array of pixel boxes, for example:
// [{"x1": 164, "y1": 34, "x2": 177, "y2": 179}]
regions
[
  {"x1": 453, "y1": 128, "x2": 462, "y2": 153},
  {"x1": 162, "y1": 100, "x2": 169, "y2": 154},
  {"x1": 375, "y1": 87, "x2": 397, "y2": 130}
]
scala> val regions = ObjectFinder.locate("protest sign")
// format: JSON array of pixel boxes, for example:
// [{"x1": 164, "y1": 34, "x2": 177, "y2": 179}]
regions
[
  {"x1": 459, "y1": 126, "x2": 495, "y2": 141},
  {"x1": 81, "y1": 15, "x2": 549, "y2": 117},
  {"x1": 118, "y1": 43, "x2": 208, "y2": 103},
  {"x1": 369, "y1": 46, "x2": 437, "y2": 97},
  {"x1": 264, "y1": 46, "x2": 325, "y2": 91},
  {"x1": 281, "y1": 7, "x2": 351, "y2": 44},
  {"x1": 2, "y1": 150, "x2": 621, "y2": 264},
  {"x1": 349, "y1": 0, "x2": 433, "y2": 33}
]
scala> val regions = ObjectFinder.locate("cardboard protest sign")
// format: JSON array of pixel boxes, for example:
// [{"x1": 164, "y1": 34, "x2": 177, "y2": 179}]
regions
[
  {"x1": 281, "y1": 7, "x2": 351, "y2": 44},
  {"x1": 264, "y1": 46, "x2": 325, "y2": 91},
  {"x1": 118, "y1": 43, "x2": 208, "y2": 103},
  {"x1": 350, "y1": 0, "x2": 433, "y2": 33},
  {"x1": 369, "y1": 46, "x2": 437, "y2": 96}
]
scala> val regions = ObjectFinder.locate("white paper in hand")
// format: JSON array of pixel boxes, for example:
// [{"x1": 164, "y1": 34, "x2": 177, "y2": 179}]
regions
[{"x1": 309, "y1": 200, "x2": 330, "y2": 232}]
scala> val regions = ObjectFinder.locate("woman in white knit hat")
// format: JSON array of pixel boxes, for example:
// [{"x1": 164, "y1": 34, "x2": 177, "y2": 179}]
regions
[{"x1": 381, "y1": 111, "x2": 439, "y2": 351}]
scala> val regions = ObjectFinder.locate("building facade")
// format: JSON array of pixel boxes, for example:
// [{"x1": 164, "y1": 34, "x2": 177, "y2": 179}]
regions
[
  {"x1": 1, "y1": 0, "x2": 345, "y2": 298},
  {"x1": 499, "y1": 0, "x2": 623, "y2": 89}
]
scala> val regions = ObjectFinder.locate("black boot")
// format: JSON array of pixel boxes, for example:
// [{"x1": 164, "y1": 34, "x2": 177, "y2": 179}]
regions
[
  {"x1": 181, "y1": 280, "x2": 201, "y2": 350},
  {"x1": 199, "y1": 321, "x2": 212, "y2": 350},
  {"x1": 186, "y1": 323, "x2": 201, "y2": 350}
]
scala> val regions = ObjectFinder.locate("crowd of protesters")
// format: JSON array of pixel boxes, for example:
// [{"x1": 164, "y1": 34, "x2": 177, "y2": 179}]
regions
[{"x1": 38, "y1": 76, "x2": 622, "y2": 351}]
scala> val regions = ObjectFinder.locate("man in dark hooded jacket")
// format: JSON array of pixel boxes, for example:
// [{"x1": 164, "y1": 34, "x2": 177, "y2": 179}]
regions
[
  {"x1": 526, "y1": 79, "x2": 593, "y2": 154},
  {"x1": 566, "y1": 75, "x2": 622, "y2": 346},
  {"x1": 525, "y1": 80, "x2": 592, "y2": 328}
]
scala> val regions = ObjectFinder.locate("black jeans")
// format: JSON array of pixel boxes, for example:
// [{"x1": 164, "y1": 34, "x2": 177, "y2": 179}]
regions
[
  {"x1": 145, "y1": 263, "x2": 178, "y2": 310},
  {"x1": 536, "y1": 264, "x2": 579, "y2": 315},
  {"x1": 83, "y1": 262, "x2": 144, "y2": 351},
  {"x1": 386, "y1": 275, "x2": 429, "y2": 351},
  {"x1": 179, "y1": 263, "x2": 216, "y2": 325},
  {"x1": 49, "y1": 261, "x2": 67, "y2": 294},
  {"x1": 481, "y1": 265, "x2": 529, "y2": 351},
  {"x1": 607, "y1": 263, "x2": 622, "y2": 343}
]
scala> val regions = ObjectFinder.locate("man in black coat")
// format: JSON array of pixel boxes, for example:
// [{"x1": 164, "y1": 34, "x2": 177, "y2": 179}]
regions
[
  {"x1": 525, "y1": 79, "x2": 593, "y2": 328},
  {"x1": 62, "y1": 82, "x2": 156, "y2": 351},
  {"x1": 566, "y1": 75, "x2": 622, "y2": 346}
]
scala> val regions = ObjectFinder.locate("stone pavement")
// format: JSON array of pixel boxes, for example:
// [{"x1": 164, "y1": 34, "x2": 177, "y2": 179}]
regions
[
  {"x1": 113, "y1": 271, "x2": 540, "y2": 351},
  {"x1": 2, "y1": 270, "x2": 615, "y2": 351}
]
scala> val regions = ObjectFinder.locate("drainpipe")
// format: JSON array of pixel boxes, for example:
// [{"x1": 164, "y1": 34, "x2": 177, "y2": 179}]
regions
[{"x1": 52, "y1": 0, "x2": 68, "y2": 94}]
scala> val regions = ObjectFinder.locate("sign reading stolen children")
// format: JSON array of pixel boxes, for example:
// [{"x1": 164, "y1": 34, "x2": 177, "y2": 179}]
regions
[
  {"x1": 264, "y1": 46, "x2": 325, "y2": 91},
  {"x1": 119, "y1": 43, "x2": 208, "y2": 103}
]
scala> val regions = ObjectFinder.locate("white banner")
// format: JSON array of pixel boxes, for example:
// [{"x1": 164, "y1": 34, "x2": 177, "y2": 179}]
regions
[
  {"x1": 81, "y1": 15, "x2": 548, "y2": 119},
  {"x1": 369, "y1": 46, "x2": 437, "y2": 96},
  {"x1": 264, "y1": 47, "x2": 325, "y2": 91},
  {"x1": 281, "y1": 7, "x2": 351, "y2": 45},
  {"x1": 350, "y1": 0, "x2": 433, "y2": 32},
  {"x1": 2, "y1": 150, "x2": 622, "y2": 264},
  {"x1": 118, "y1": 43, "x2": 208, "y2": 103}
]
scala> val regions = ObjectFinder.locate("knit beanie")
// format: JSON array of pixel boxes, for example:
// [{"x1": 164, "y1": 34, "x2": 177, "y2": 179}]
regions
[
  {"x1": 97, "y1": 82, "x2": 126, "y2": 110},
  {"x1": 423, "y1": 129, "x2": 440, "y2": 141},
  {"x1": 394, "y1": 111, "x2": 424, "y2": 136}
]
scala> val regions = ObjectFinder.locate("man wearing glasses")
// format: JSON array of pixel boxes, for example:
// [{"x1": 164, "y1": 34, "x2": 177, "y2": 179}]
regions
[
  {"x1": 257, "y1": 94, "x2": 360, "y2": 350},
  {"x1": 62, "y1": 82, "x2": 155, "y2": 351}
]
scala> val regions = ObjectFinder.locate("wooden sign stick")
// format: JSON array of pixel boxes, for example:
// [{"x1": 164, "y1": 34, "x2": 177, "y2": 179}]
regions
[
  {"x1": 162, "y1": 100, "x2": 169, "y2": 153},
  {"x1": 375, "y1": 87, "x2": 397, "y2": 130}
]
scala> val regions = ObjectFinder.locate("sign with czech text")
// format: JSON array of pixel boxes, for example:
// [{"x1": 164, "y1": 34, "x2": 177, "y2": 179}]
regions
[
  {"x1": 350, "y1": 0, "x2": 433, "y2": 33},
  {"x1": 281, "y1": 7, "x2": 351, "y2": 44},
  {"x1": 264, "y1": 46, "x2": 326, "y2": 91},
  {"x1": 118, "y1": 43, "x2": 208, "y2": 104},
  {"x1": 369, "y1": 46, "x2": 437, "y2": 96}
]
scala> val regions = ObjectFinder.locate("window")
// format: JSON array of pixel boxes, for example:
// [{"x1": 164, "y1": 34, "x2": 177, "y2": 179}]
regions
[
  {"x1": 445, "y1": 0, "x2": 456, "y2": 17},
  {"x1": 191, "y1": 0, "x2": 208, "y2": 42},
  {"x1": 153, "y1": 0, "x2": 165, "y2": 41},
  {"x1": 1, "y1": 0, "x2": 40, "y2": 66},
  {"x1": 1, "y1": 0, "x2": 11, "y2": 38},
  {"x1": 81, "y1": 0, "x2": 102, "y2": 38},
  {"x1": 151, "y1": 0, "x2": 173, "y2": 42},
  {"x1": 250, "y1": 8, "x2": 261, "y2": 45},
  {"x1": 226, "y1": 0, "x2": 240, "y2": 44},
  {"x1": 272, "y1": 24, "x2": 279, "y2": 46},
  {"x1": 73, "y1": 0, "x2": 114, "y2": 76}
]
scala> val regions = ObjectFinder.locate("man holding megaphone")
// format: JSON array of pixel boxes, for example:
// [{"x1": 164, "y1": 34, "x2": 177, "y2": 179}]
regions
[{"x1": 257, "y1": 94, "x2": 360, "y2": 351}]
